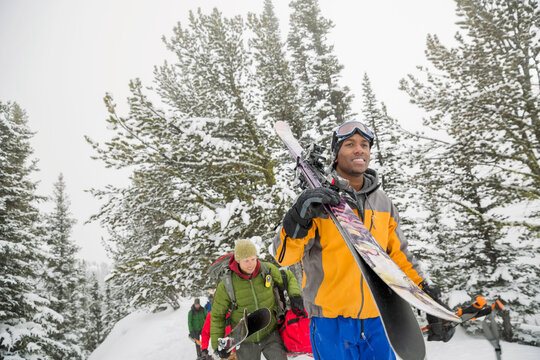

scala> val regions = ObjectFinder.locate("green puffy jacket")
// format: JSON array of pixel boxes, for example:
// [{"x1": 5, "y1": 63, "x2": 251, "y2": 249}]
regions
[
  {"x1": 210, "y1": 260, "x2": 301, "y2": 350},
  {"x1": 188, "y1": 305, "x2": 207, "y2": 333}
]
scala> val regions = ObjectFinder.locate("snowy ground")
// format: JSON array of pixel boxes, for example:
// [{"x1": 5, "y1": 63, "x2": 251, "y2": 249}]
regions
[{"x1": 89, "y1": 298, "x2": 540, "y2": 360}]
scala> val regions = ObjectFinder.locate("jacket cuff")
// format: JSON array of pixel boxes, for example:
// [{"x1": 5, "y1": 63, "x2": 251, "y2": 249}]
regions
[{"x1": 283, "y1": 207, "x2": 311, "y2": 239}]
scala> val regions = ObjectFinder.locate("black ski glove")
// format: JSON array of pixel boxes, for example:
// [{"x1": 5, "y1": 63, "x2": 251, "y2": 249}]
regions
[
  {"x1": 200, "y1": 349, "x2": 209, "y2": 359},
  {"x1": 216, "y1": 348, "x2": 230, "y2": 359},
  {"x1": 189, "y1": 331, "x2": 197, "y2": 339},
  {"x1": 422, "y1": 282, "x2": 456, "y2": 342},
  {"x1": 290, "y1": 296, "x2": 306, "y2": 317},
  {"x1": 283, "y1": 188, "x2": 341, "y2": 239}
]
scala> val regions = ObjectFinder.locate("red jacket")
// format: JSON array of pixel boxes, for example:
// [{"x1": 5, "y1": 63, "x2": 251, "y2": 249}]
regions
[
  {"x1": 200, "y1": 311, "x2": 212, "y2": 350},
  {"x1": 200, "y1": 311, "x2": 232, "y2": 351}
]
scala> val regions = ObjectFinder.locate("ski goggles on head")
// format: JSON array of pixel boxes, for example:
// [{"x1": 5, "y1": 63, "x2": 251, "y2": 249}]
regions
[{"x1": 332, "y1": 120, "x2": 375, "y2": 150}]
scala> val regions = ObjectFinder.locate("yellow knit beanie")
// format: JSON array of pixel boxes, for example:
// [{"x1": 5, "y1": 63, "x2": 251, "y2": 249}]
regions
[{"x1": 234, "y1": 239, "x2": 257, "y2": 261}]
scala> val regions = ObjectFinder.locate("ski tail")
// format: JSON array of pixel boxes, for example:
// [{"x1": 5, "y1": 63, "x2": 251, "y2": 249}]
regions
[
  {"x1": 246, "y1": 307, "x2": 271, "y2": 337},
  {"x1": 218, "y1": 308, "x2": 271, "y2": 353}
]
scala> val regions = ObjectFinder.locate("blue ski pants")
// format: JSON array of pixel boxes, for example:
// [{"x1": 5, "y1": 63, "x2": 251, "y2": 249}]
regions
[{"x1": 310, "y1": 316, "x2": 396, "y2": 360}]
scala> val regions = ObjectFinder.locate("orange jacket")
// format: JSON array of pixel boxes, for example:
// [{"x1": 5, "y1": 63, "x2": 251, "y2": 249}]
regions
[{"x1": 274, "y1": 169, "x2": 424, "y2": 319}]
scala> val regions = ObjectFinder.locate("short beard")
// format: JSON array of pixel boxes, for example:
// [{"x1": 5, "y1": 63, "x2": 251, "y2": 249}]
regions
[{"x1": 335, "y1": 163, "x2": 366, "y2": 178}]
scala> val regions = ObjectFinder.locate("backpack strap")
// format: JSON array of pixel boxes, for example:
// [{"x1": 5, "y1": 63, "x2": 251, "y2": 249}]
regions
[
  {"x1": 223, "y1": 270, "x2": 238, "y2": 311},
  {"x1": 279, "y1": 269, "x2": 288, "y2": 291},
  {"x1": 277, "y1": 269, "x2": 289, "y2": 312},
  {"x1": 271, "y1": 266, "x2": 289, "y2": 320},
  {"x1": 260, "y1": 262, "x2": 272, "y2": 283}
]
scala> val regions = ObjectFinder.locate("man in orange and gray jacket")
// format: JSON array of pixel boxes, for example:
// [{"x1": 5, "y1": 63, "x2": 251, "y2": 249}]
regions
[{"x1": 273, "y1": 120, "x2": 454, "y2": 360}]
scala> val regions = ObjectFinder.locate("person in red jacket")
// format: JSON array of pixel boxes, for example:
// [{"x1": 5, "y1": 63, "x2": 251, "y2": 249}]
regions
[
  {"x1": 200, "y1": 311, "x2": 212, "y2": 358},
  {"x1": 200, "y1": 310, "x2": 234, "y2": 360}
]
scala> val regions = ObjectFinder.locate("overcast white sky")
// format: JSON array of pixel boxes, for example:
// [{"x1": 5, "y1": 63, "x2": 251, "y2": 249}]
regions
[{"x1": 0, "y1": 0, "x2": 458, "y2": 264}]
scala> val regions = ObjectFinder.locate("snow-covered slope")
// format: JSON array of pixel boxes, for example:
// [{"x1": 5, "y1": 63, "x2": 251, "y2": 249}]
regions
[{"x1": 90, "y1": 298, "x2": 540, "y2": 360}]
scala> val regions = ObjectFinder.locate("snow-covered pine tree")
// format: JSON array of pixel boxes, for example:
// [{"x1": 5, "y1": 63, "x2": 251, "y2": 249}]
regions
[
  {"x1": 102, "y1": 278, "x2": 128, "y2": 338},
  {"x1": 360, "y1": 74, "x2": 415, "y2": 202},
  {"x1": 87, "y1": 1, "x2": 361, "y2": 312},
  {"x1": 89, "y1": 171, "x2": 187, "y2": 308},
  {"x1": 400, "y1": 0, "x2": 540, "y2": 343},
  {"x1": 73, "y1": 264, "x2": 91, "y2": 357},
  {"x1": 358, "y1": 73, "x2": 426, "y2": 262},
  {"x1": 0, "y1": 102, "x2": 61, "y2": 359},
  {"x1": 40, "y1": 173, "x2": 83, "y2": 358},
  {"x1": 247, "y1": 0, "x2": 307, "y2": 284},
  {"x1": 247, "y1": 0, "x2": 303, "y2": 140},
  {"x1": 155, "y1": 7, "x2": 289, "y2": 267},
  {"x1": 84, "y1": 273, "x2": 105, "y2": 354},
  {"x1": 287, "y1": 0, "x2": 354, "y2": 143},
  {"x1": 87, "y1": 7, "x2": 290, "y2": 308}
]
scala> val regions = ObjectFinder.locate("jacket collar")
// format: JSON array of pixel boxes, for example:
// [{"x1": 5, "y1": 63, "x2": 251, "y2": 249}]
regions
[{"x1": 350, "y1": 168, "x2": 380, "y2": 195}]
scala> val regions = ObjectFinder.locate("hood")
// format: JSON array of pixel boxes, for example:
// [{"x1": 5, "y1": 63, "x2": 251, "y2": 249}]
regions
[
  {"x1": 328, "y1": 168, "x2": 380, "y2": 196},
  {"x1": 191, "y1": 304, "x2": 205, "y2": 313},
  {"x1": 352, "y1": 168, "x2": 380, "y2": 196}
]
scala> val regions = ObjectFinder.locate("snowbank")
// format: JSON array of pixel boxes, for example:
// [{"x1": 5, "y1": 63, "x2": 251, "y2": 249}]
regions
[{"x1": 90, "y1": 298, "x2": 540, "y2": 360}]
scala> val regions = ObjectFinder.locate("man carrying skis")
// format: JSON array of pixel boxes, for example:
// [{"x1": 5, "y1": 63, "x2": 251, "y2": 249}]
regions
[
  {"x1": 273, "y1": 120, "x2": 455, "y2": 359},
  {"x1": 188, "y1": 298, "x2": 207, "y2": 358},
  {"x1": 210, "y1": 239, "x2": 304, "y2": 360}
]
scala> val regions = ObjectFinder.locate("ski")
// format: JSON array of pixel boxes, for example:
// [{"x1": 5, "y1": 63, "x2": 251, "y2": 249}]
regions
[
  {"x1": 274, "y1": 121, "x2": 461, "y2": 360},
  {"x1": 217, "y1": 308, "x2": 271, "y2": 355}
]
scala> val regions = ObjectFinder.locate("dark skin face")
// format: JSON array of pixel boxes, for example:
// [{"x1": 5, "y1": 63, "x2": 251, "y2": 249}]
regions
[{"x1": 334, "y1": 134, "x2": 371, "y2": 191}]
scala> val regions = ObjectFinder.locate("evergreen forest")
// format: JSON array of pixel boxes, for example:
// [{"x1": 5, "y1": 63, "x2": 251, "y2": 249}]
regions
[{"x1": 1, "y1": 0, "x2": 538, "y2": 358}]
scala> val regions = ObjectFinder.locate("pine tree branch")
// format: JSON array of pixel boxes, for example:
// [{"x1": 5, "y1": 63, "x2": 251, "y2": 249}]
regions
[
  {"x1": 111, "y1": 111, "x2": 173, "y2": 164},
  {"x1": 397, "y1": 125, "x2": 452, "y2": 145},
  {"x1": 498, "y1": 219, "x2": 540, "y2": 232},
  {"x1": 438, "y1": 192, "x2": 539, "y2": 230},
  {"x1": 474, "y1": 159, "x2": 540, "y2": 181}
]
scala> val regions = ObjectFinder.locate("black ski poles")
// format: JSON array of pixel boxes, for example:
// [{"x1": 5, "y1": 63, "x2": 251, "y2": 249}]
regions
[
  {"x1": 482, "y1": 306, "x2": 503, "y2": 360},
  {"x1": 421, "y1": 296, "x2": 505, "y2": 359},
  {"x1": 421, "y1": 296, "x2": 504, "y2": 332}
]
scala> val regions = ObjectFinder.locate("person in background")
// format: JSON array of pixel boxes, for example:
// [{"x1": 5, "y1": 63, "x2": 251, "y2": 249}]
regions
[
  {"x1": 204, "y1": 293, "x2": 213, "y2": 313},
  {"x1": 188, "y1": 298, "x2": 207, "y2": 359},
  {"x1": 210, "y1": 239, "x2": 303, "y2": 360}
]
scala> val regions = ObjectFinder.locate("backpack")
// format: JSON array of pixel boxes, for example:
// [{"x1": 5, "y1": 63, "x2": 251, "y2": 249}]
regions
[
  {"x1": 278, "y1": 309, "x2": 312, "y2": 354},
  {"x1": 276, "y1": 271, "x2": 313, "y2": 355},
  {"x1": 208, "y1": 253, "x2": 282, "y2": 313},
  {"x1": 208, "y1": 253, "x2": 234, "y2": 280}
]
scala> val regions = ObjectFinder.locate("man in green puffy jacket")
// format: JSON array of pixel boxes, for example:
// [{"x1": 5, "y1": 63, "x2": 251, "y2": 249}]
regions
[
  {"x1": 188, "y1": 298, "x2": 207, "y2": 358},
  {"x1": 210, "y1": 239, "x2": 304, "y2": 360}
]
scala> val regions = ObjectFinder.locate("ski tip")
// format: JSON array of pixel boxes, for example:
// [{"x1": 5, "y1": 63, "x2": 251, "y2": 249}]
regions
[{"x1": 274, "y1": 121, "x2": 289, "y2": 131}]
